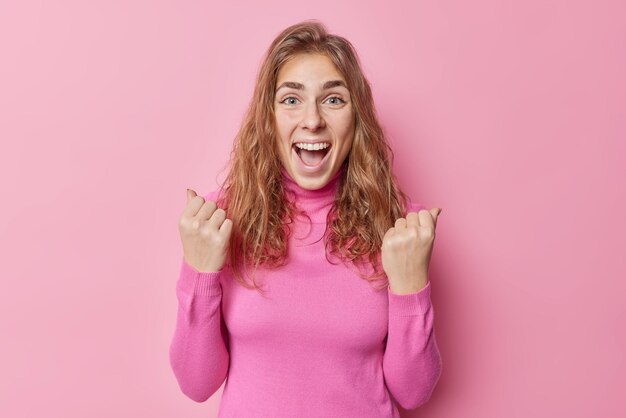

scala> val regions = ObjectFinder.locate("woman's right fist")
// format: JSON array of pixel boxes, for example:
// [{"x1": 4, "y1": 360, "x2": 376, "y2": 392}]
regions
[{"x1": 178, "y1": 189, "x2": 233, "y2": 273}]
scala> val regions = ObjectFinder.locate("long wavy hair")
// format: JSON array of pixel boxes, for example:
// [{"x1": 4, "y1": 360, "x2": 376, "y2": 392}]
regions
[{"x1": 214, "y1": 19, "x2": 411, "y2": 296}]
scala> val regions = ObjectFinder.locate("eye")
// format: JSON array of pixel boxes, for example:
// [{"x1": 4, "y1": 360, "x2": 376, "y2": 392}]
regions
[
  {"x1": 326, "y1": 96, "x2": 345, "y2": 105},
  {"x1": 279, "y1": 96, "x2": 346, "y2": 106},
  {"x1": 280, "y1": 96, "x2": 299, "y2": 105}
]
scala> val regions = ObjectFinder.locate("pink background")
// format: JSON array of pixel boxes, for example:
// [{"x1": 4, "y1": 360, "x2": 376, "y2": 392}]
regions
[{"x1": 1, "y1": 1, "x2": 624, "y2": 417}]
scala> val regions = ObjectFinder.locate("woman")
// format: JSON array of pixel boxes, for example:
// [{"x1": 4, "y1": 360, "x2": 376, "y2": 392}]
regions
[{"x1": 169, "y1": 20, "x2": 443, "y2": 417}]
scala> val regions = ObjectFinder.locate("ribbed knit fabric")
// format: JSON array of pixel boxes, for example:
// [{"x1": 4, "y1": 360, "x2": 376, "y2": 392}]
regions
[{"x1": 169, "y1": 164, "x2": 442, "y2": 417}]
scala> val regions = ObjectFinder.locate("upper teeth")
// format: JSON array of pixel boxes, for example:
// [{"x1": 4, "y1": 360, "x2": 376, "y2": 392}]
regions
[{"x1": 295, "y1": 142, "x2": 330, "y2": 151}]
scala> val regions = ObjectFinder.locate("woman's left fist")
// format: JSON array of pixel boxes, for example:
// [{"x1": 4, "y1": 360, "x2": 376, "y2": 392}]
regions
[{"x1": 381, "y1": 207, "x2": 442, "y2": 293}]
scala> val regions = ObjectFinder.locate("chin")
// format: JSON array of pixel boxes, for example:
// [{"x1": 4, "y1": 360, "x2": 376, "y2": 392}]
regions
[{"x1": 293, "y1": 173, "x2": 330, "y2": 190}]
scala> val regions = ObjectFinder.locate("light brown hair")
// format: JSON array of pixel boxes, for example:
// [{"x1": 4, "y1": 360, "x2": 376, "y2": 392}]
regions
[{"x1": 215, "y1": 19, "x2": 410, "y2": 296}]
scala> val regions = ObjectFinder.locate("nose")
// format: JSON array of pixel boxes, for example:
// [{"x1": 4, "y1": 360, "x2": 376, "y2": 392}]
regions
[{"x1": 300, "y1": 101, "x2": 325, "y2": 130}]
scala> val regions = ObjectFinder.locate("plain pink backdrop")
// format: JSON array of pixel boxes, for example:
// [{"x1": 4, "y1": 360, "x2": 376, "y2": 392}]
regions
[{"x1": 1, "y1": 1, "x2": 624, "y2": 417}]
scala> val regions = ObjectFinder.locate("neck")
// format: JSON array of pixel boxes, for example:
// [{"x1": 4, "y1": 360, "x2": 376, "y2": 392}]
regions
[{"x1": 280, "y1": 164, "x2": 345, "y2": 223}]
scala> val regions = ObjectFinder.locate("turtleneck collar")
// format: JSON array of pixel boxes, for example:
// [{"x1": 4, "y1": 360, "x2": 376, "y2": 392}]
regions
[{"x1": 280, "y1": 163, "x2": 346, "y2": 223}]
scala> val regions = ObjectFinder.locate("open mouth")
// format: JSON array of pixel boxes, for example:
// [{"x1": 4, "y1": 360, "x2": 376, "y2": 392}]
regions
[{"x1": 292, "y1": 143, "x2": 332, "y2": 169}]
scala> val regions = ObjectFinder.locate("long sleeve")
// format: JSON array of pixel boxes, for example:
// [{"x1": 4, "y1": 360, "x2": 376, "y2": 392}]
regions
[
  {"x1": 382, "y1": 280, "x2": 442, "y2": 410},
  {"x1": 169, "y1": 257, "x2": 230, "y2": 402}
]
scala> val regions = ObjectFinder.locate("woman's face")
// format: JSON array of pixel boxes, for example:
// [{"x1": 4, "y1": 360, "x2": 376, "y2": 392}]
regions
[{"x1": 274, "y1": 53, "x2": 355, "y2": 190}]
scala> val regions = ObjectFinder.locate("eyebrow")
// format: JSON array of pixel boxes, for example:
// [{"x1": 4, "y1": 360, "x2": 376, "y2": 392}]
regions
[{"x1": 275, "y1": 80, "x2": 348, "y2": 92}]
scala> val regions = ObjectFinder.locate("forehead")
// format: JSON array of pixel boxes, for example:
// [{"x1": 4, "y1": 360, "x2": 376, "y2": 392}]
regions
[{"x1": 276, "y1": 53, "x2": 345, "y2": 86}]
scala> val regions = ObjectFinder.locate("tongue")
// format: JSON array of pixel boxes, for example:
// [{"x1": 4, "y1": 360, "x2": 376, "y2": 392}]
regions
[{"x1": 300, "y1": 149, "x2": 325, "y2": 166}]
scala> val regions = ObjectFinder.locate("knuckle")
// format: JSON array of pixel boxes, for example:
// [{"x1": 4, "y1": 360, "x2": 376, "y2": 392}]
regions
[
  {"x1": 385, "y1": 237, "x2": 398, "y2": 248},
  {"x1": 210, "y1": 233, "x2": 225, "y2": 247},
  {"x1": 179, "y1": 217, "x2": 193, "y2": 231},
  {"x1": 213, "y1": 208, "x2": 226, "y2": 219}
]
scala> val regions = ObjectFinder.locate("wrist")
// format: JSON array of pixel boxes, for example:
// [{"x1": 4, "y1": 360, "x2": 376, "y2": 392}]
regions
[{"x1": 388, "y1": 272, "x2": 429, "y2": 294}]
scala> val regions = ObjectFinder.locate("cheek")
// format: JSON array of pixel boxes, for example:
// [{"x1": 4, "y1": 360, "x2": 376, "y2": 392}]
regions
[
  {"x1": 275, "y1": 111, "x2": 298, "y2": 130},
  {"x1": 337, "y1": 116, "x2": 355, "y2": 141},
  {"x1": 332, "y1": 111, "x2": 355, "y2": 134},
  {"x1": 341, "y1": 138, "x2": 354, "y2": 155},
  {"x1": 335, "y1": 134, "x2": 353, "y2": 159}
]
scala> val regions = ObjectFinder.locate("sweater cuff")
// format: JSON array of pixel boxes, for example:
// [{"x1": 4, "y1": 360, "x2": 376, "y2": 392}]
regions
[
  {"x1": 178, "y1": 257, "x2": 222, "y2": 297},
  {"x1": 388, "y1": 280, "x2": 432, "y2": 316}
]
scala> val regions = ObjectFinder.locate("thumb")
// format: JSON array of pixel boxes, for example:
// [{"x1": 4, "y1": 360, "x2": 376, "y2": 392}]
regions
[{"x1": 186, "y1": 188, "x2": 197, "y2": 203}]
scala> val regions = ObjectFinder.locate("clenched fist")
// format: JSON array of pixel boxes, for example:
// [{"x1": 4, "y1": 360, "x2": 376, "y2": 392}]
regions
[
  {"x1": 178, "y1": 189, "x2": 233, "y2": 273},
  {"x1": 381, "y1": 208, "x2": 442, "y2": 294}
]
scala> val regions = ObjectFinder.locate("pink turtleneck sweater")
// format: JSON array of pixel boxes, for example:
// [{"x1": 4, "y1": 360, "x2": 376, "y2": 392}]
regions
[{"x1": 169, "y1": 165, "x2": 442, "y2": 417}]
